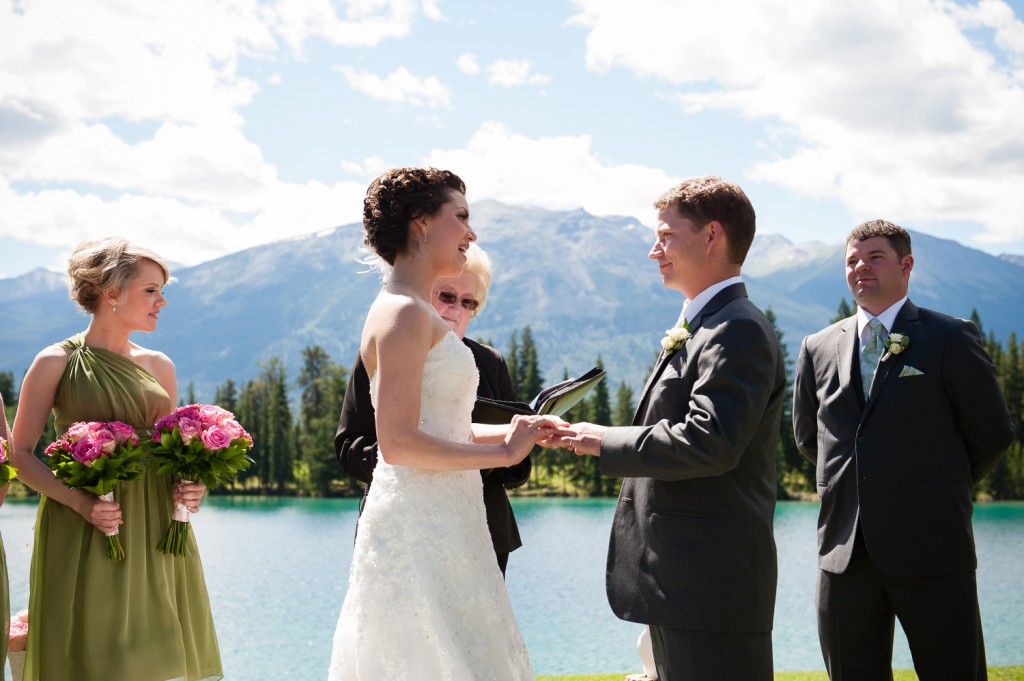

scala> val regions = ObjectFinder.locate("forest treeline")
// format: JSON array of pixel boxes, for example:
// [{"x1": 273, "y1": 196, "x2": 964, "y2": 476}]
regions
[{"x1": 3, "y1": 303, "x2": 1023, "y2": 499}]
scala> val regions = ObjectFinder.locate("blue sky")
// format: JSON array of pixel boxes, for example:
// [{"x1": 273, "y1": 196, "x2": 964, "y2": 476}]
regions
[{"x1": 2, "y1": 0, "x2": 1024, "y2": 277}]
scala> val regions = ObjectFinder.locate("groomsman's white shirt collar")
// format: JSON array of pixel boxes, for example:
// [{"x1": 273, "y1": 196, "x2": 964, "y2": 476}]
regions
[
  {"x1": 681, "y1": 276, "x2": 744, "y2": 326},
  {"x1": 856, "y1": 297, "x2": 907, "y2": 350}
]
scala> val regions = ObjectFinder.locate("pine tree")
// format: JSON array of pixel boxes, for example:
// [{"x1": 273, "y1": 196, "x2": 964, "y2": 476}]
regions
[
  {"x1": 613, "y1": 381, "x2": 635, "y2": 427},
  {"x1": 831, "y1": 298, "x2": 854, "y2": 324},
  {"x1": 506, "y1": 331, "x2": 521, "y2": 397},
  {"x1": 0, "y1": 371, "x2": 15, "y2": 402},
  {"x1": 213, "y1": 379, "x2": 238, "y2": 413},
  {"x1": 765, "y1": 307, "x2": 808, "y2": 497},
  {"x1": 296, "y1": 346, "x2": 349, "y2": 495},
  {"x1": 262, "y1": 358, "x2": 294, "y2": 492},
  {"x1": 518, "y1": 326, "x2": 544, "y2": 400}
]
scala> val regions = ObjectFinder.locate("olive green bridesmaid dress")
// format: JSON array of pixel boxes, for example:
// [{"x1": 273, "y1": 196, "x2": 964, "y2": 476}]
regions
[{"x1": 24, "y1": 335, "x2": 222, "y2": 680}]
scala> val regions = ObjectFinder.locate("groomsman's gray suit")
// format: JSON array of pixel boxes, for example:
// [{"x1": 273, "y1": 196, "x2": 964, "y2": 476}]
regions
[
  {"x1": 601, "y1": 282, "x2": 785, "y2": 679},
  {"x1": 794, "y1": 300, "x2": 1013, "y2": 679}
]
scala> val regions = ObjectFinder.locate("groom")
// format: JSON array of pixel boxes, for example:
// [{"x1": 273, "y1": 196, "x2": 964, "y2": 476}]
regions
[{"x1": 554, "y1": 177, "x2": 784, "y2": 680}]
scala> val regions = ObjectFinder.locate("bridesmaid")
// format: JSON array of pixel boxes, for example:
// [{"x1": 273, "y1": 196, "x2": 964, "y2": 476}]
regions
[
  {"x1": 1, "y1": 392, "x2": 11, "y2": 672},
  {"x1": 11, "y1": 238, "x2": 222, "y2": 681}
]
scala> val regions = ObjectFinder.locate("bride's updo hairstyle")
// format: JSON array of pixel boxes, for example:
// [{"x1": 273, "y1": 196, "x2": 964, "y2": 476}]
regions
[
  {"x1": 363, "y1": 167, "x2": 466, "y2": 265},
  {"x1": 66, "y1": 237, "x2": 172, "y2": 314}
]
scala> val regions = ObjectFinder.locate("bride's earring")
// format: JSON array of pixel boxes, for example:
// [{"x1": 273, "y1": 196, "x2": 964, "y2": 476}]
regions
[{"x1": 112, "y1": 303, "x2": 118, "y2": 313}]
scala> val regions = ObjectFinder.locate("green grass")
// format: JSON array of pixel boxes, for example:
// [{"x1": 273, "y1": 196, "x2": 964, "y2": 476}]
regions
[{"x1": 536, "y1": 668, "x2": 1024, "y2": 681}]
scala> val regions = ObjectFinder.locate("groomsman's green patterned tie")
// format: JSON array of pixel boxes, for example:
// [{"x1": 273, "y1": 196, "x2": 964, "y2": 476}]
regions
[{"x1": 860, "y1": 318, "x2": 885, "y2": 397}]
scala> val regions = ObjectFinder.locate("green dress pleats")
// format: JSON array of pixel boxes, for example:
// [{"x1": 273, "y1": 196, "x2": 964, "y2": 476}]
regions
[
  {"x1": 24, "y1": 335, "x2": 222, "y2": 681},
  {"x1": 1, "y1": 529, "x2": 8, "y2": 669}
]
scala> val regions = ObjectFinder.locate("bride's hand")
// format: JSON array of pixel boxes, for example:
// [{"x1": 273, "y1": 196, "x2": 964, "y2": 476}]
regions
[{"x1": 503, "y1": 415, "x2": 568, "y2": 464}]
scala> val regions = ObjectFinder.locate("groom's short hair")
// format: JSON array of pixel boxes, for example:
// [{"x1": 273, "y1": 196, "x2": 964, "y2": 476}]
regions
[
  {"x1": 847, "y1": 219, "x2": 912, "y2": 259},
  {"x1": 655, "y1": 176, "x2": 756, "y2": 265}
]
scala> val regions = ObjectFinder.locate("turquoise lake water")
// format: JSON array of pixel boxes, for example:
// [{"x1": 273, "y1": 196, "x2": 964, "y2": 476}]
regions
[{"x1": 3, "y1": 498, "x2": 1023, "y2": 678}]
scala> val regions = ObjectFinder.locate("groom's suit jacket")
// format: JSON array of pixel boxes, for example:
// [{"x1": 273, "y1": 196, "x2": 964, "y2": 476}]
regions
[
  {"x1": 793, "y1": 301, "x2": 1013, "y2": 576},
  {"x1": 600, "y1": 283, "x2": 785, "y2": 632}
]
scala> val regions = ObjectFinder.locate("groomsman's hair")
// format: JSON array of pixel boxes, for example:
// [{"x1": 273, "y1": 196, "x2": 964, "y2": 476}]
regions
[
  {"x1": 655, "y1": 176, "x2": 756, "y2": 266},
  {"x1": 847, "y1": 220, "x2": 912, "y2": 259}
]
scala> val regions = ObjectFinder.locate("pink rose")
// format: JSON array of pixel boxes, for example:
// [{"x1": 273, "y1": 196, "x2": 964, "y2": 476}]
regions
[
  {"x1": 198, "y1": 404, "x2": 224, "y2": 426},
  {"x1": 221, "y1": 420, "x2": 244, "y2": 440},
  {"x1": 177, "y1": 405, "x2": 202, "y2": 421},
  {"x1": 108, "y1": 421, "x2": 138, "y2": 446},
  {"x1": 66, "y1": 422, "x2": 91, "y2": 442},
  {"x1": 0, "y1": 436, "x2": 8, "y2": 464},
  {"x1": 93, "y1": 428, "x2": 117, "y2": 454},
  {"x1": 9, "y1": 609, "x2": 28, "y2": 652},
  {"x1": 200, "y1": 425, "x2": 232, "y2": 451},
  {"x1": 71, "y1": 438, "x2": 103, "y2": 465},
  {"x1": 178, "y1": 417, "x2": 202, "y2": 445}
]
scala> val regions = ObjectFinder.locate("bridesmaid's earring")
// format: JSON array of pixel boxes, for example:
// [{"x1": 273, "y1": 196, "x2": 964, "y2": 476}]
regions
[{"x1": 424, "y1": 229, "x2": 428, "y2": 244}]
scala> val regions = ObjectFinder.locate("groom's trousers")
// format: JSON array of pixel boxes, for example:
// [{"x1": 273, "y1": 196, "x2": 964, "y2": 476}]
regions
[{"x1": 649, "y1": 625, "x2": 772, "y2": 681}]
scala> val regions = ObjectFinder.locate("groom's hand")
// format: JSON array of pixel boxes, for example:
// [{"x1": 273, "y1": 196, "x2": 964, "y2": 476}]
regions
[{"x1": 546, "y1": 422, "x2": 606, "y2": 457}]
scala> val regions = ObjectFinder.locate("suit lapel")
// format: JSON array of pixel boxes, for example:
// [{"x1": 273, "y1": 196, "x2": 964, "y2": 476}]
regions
[
  {"x1": 837, "y1": 316, "x2": 862, "y2": 414},
  {"x1": 631, "y1": 283, "x2": 746, "y2": 425}
]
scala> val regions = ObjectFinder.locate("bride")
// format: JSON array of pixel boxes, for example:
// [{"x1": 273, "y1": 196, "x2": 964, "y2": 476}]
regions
[{"x1": 328, "y1": 167, "x2": 561, "y2": 680}]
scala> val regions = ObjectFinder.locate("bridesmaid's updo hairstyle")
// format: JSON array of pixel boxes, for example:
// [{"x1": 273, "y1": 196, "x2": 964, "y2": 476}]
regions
[
  {"x1": 67, "y1": 238, "x2": 172, "y2": 314},
  {"x1": 363, "y1": 167, "x2": 466, "y2": 265}
]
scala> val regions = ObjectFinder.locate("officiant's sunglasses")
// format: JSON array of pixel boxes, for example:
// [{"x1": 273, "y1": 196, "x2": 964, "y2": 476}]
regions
[{"x1": 434, "y1": 290, "x2": 480, "y2": 312}]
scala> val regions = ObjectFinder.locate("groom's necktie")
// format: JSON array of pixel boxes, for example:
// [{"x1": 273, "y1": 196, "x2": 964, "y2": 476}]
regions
[{"x1": 860, "y1": 318, "x2": 885, "y2": 397}]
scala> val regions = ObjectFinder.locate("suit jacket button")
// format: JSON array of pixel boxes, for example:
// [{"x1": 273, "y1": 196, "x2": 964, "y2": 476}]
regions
[{"x1": 857, "y1": 436, "x2": 867, "y2": 444}]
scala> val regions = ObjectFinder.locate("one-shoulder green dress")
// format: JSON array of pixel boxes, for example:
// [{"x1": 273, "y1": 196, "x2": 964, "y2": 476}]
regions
[
  {"x1": 24, "y1": 335, "x2": 222, "y2": 681},
  {"x1": 1, "y1": 525, "x2": 8, "y2": 668}
]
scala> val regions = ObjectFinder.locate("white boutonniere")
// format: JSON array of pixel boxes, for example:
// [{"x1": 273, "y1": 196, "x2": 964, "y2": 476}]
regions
[
  {"x1": 661, "y1": 320, "x2": 691, "y2": 352},
  {"x1": 881, "y1": 332, "x2": 909, "y2": 362}
]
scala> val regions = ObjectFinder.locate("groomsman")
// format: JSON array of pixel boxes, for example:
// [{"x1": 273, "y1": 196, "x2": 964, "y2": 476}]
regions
[
  {"x1": 552, "y1": 177, "x2": 785, "y2": 681},
  {"x1": 793, "y1": 219, "x2": 1014, "y2": 679}
]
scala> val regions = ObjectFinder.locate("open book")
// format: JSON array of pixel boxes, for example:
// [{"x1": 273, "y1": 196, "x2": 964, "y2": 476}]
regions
[{"x1": 471, "y1": 367, "x2": 607, "y2": 425}]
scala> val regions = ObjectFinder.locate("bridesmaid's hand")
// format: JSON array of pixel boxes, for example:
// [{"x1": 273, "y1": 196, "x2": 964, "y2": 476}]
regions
[
  {"x1": 80, "y1": 495, "x2": 122, "y2": 534},
  {"x1": 174, "y1": 480, "x2": 207, "y2": 513}
]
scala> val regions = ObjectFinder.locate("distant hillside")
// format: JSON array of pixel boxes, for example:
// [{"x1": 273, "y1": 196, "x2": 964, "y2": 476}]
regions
[{"x1": 2, "y1": 201, "x2": 1023, "y2": 399}]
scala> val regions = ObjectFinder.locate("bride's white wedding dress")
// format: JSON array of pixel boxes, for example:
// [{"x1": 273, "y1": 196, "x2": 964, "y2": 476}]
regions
[{"x1": 328, "y1": 332, "x2": 533, "y2": 680}]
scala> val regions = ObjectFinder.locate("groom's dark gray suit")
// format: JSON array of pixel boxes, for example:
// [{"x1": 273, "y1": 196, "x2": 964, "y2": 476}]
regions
[
  {"x1": 600, "y1": 282, "x2": 785, "y2": 678},
  {"x1": 793, "y1": 300, "x2": 1013, "y2": 678}
]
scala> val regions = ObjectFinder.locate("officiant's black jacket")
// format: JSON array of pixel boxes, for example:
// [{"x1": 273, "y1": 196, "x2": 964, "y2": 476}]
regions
[{"x1": 335, "y1": 337, "x2": 532, "y2": 558}]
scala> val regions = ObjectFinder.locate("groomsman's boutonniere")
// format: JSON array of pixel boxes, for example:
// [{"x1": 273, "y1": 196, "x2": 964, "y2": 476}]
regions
[
  {"x1": 881, "y1": 333, "x2": 909, "y2": 362},
  {"x1": 661, "y1": 320, "x2": 691, "y2": 352}
]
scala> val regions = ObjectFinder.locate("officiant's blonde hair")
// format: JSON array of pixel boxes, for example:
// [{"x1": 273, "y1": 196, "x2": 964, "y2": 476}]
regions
[
  {"x1": 67, "y1": 238, "x2": 172, "y2": 314},
  {"x1": 463, "y1": 244, "x2": 493, "y2": 313}
]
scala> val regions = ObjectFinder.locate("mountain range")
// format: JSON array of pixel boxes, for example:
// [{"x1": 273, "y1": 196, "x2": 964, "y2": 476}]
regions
[{"x1": 2, "y1": 201, "x2": 1023, "y2": 399}]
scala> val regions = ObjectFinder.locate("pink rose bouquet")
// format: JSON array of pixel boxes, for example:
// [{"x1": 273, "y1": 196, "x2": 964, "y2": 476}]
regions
[
  {"x1": 149, "y1": 404, "x2": 254, "y2": 556},
  {"x1": 0, "y1": 435, "x2": 16, "y2": 485},
  {"x1": 43, "y1": 421, "x2": 144, "y2": 560}
]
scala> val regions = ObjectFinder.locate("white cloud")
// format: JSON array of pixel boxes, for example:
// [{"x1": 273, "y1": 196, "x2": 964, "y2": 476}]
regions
[
  {"x1": 569, "y1": 0, "x2": 1024, "y2": 244},
  {"x1": 267, "y1": 0, "x2": 436, "y2": 52},
  {"x1": 423, "y1": 122, "x2": 677, "y2": 225},
  {"x1": 0, "y1": 0, "x2": 443, "y2": 269},
  {"x1": 457, "y1": 53, "x2": 481, "y2": 75},
  {"x1": 333, "y1": 65, "x2": 452, "y2": 108},
  {"x1": 486, "y1": 59, "x2": 551, "y2": 87}
]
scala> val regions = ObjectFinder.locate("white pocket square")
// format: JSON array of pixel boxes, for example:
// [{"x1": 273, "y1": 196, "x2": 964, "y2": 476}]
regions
[{"x1": 899, "y1": 365, "x2": 924, "y2": 378}]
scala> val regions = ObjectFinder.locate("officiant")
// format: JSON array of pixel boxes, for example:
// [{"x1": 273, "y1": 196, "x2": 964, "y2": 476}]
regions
[{"x1": 335, "y1": 243, "x2": 531, "y2": 575}]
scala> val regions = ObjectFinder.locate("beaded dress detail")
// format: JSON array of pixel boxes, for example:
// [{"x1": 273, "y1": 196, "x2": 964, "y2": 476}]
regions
[{"x1": 328, "y1": 332, "x2": 533, "y2": 680}]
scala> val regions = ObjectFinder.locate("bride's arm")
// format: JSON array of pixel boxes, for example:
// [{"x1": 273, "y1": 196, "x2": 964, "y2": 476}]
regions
[{"x1": 372, "y1": 302, "x2": 545, "y2": 471}]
